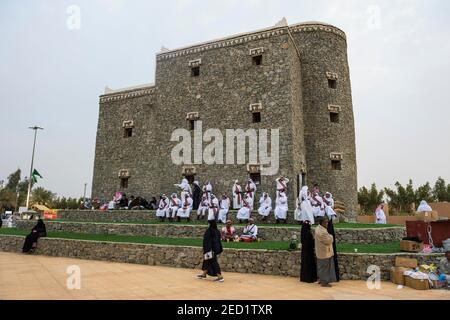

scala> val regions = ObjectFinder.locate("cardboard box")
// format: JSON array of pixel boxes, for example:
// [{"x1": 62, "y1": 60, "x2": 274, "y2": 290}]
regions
[
  {"x1": 395, "y1": 256, "x2": 418, "y2": 268},
  {"x1": 404, "y1": 276, "x2": 430, "y2": 290},
  {"x1": 400, "y1": 240, "x2": 423, "y2": 252},
  {"x1": 417, "y1": 211, "x2": 438, "y2": 222},
  {"x1": 390, "y1": 267, "x2": 410, "y2": 285}
]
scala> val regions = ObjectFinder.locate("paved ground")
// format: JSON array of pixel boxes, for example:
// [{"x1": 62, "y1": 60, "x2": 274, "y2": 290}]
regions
[{"x1": 0, "y1": 252, "x2": 448, "y2": 300}]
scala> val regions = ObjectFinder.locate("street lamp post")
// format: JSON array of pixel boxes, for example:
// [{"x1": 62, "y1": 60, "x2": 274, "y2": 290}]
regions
[
  {"x1": 83, "y1": 183, "x2": 87, "y2": 201},
  {"x1": 26, "y1": 126, "x2": 44, "y2": 210}
]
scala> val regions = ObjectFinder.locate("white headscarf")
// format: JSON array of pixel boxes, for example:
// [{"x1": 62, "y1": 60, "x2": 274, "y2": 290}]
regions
[
  {"x1": 417, "y1": 200, "x2": 432, "y2": 212},
  {"x1": 299, "y1": 186, "x2": 308, "y2": 200}
]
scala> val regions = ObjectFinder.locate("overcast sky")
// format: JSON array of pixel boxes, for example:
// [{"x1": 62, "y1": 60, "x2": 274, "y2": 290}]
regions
[{"x1": 1, "y1": 0, "x2": 449, "y2": 198}]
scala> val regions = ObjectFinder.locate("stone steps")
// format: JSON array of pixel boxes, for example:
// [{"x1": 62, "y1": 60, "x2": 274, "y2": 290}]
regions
[
  {"x1": 16, "y1": 220, "x2": 406, "y2": 243},
  {"x1": 0, "y1": 234, "x2": 441, "y2": 281}
]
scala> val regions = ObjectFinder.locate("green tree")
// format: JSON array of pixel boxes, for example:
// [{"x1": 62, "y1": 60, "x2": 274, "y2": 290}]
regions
[
  {"x1": 415, "y1": 182, "x2": 434, "y2": 203},
  {"x1": 357, "y1": 183, "x2": 384, "y2": 214},
  {"x1": 31, "y1": 187, "x2": 55, "y2": 206},
  {"x1": 5, "y1": 169, "x2": 21, "y2": 191},
  {"x1": 433, "y1": 177, "x2": 450, "y2": 201}
]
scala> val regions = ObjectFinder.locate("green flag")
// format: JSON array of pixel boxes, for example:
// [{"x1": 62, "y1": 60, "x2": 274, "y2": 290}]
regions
[{"x1": 32, "y1": 169, "x2": 43, "y2": 183}]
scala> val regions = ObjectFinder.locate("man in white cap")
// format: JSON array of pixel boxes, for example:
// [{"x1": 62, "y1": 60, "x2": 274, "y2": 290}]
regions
[
  {"x1": 218, "y1": 193, "x2": 230, "y2": 224},
  {"x1": 197, "y1": 195, "x2": 210, "y2": 220},
  {"x1": 207, "y1": 194, "x2": 219, "y2": 221},
  {"x1": 232, "y1": 180, "x2": 242, "y2": 209},
  {"x1": 168, "y1": 193, "x2": 181, "y2": 222},
  {"x1": 177, "y1": 193, "x2": 193, "y2": 222},
  {"x1": 257, "y1": 192, "x2": 272, "y2": 221},
  {"x1": 156, "y1": 194, "x2": 169, "y2": 221}
]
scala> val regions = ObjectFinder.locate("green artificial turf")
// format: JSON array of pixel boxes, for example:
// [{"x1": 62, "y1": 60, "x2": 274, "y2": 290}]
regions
[{"x1": 0, "y1": 228, "x2": 402, "y2": 253}]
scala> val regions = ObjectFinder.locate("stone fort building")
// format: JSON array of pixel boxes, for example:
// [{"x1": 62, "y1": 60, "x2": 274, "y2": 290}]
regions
[{"x1": 92, "y1": 19, "x2": 358, "y2": 220}]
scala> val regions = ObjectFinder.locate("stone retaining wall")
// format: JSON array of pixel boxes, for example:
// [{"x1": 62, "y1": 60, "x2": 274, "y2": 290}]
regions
[
  {"x1": 1, "y1": 235, "x2": 441, "y2": 280},
  {"x1": 56, "y1": 210, "x2": 302, "y2": 224},
  {"x1": 16, "y1": 220, "x2": 406, "y2": 244}
]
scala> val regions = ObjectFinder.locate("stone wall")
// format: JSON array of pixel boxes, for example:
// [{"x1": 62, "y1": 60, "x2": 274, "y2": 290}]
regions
[
  {"x1": 56, "y1": 209, "x2": 303, "y2": 224},
  {"x1": 17, "y1": 220, "x2": 406, "y2": 244},
  {"x1": 0, "y1": 235, "x2": 442, "y2": 280}
]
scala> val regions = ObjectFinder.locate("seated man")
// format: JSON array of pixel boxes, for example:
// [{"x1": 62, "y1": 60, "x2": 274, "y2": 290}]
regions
[
  {"x1": 177, "y1": 194, "x2": 193, "y2": 222},
  {"x1": 156, "y1": 194, "x2": 169, "y2": 221},
  {"x1": 197, "y1": 195, "x2": 210, "y2": 220},
  {"x1": 438, "y1": 250, "x2": 450, "y2": 285},
  {"x1": 258, "y1": 192, "x2": 272, "y2": 221},
  {"x1": 168, "y1": 193, "x2": 181, "y2": 222},
  {"x1": 221, "y1": 220, "x2": 237, "y2": 241},
  {"x1": 236, "y1": 194, "x2": 252, "y2": 223},
  {"x1": 240, "y1": 218, "x2": 258, "y2": 242}
]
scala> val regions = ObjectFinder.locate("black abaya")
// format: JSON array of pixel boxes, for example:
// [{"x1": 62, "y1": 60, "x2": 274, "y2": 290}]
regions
[
  {"x1": 202, "y1": 228, "x2": 223, "y2": 276},
  {"x1": 193, "y1": 184, "x2": 202, "y2": 210},
  {"x1": 22, "y1": 220, "x2": 47, "y2": 253},
  {"x1": 327, "y1": 219, "x2": 340, "y2": 282},
  {"x1": 300, "y1": 222, "x2": 317, "y2": 283}
]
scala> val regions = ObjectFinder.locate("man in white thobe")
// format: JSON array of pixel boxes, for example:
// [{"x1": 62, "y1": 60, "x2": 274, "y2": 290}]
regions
[
  {"x1": 218, "y1": 194, "x2": 230, "y2": 223},
  {"x1": 245, "y1": 179, "x2": 256, "y2": 208},
  {"x1": 177, "y1": 194, "x2": 193, "y2": 221},
  {"x1": 232, "y1": 180, "x2": 242, "y2": 209},
  {"x1": 375, "y1": 204, "x2": 386, "y2": 224},
  {"x1": 236, "y1": 194, "x2": 252, "y2": 223},
  {"x1": 174, "y1": 178, "x2": 192, "y2": 199},
  {"x1": 310, "y1": 190, "x2": 325, "y2": 217},
  {"x1": 197, "y1": 195, "x2": 210, "y2": 220},
  {"x1": 274, "y1": 191, "x2": 288, "y2": 223},
  {"x1": 207, "y1": 194, "x2": 219, "y2": 221},
  {"x1": 276, "y1": 176, "x2": 289, "y2": 193},
  {"x1": 323, "y1": 192, "x2": 337, "y2": 221},
  {"x1": 168, "y1": 193, "x2": 181, "y2": 221},
  {"x1": 257, "y1": 192, "x2": 272, "y2": 221},
  {"x1": 240, "y1": 218, "x2": 258, "y2": 242},
  {"x1": 202, "y1": 181, "x2": 213, "y2": 202},
  {"x1": 156, "y1": 194, "x2": 170, "y2": 221},
  {"x1": 296, "y1": 186, "x2": 315, "y2": 224}
]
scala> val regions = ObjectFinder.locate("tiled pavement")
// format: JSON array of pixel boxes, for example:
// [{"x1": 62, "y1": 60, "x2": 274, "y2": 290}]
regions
[{"x1": 0, "y1": 252, "x2": 448, "y2": 300}]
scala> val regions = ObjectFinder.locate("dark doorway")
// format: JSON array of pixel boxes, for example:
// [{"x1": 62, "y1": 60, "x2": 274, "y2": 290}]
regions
[{"x1": 184, "y1": 174, "x2": 195, "y2": 184}]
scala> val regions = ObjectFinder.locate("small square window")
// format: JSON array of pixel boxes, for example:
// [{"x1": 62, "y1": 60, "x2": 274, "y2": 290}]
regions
[
  {"x1": 250, "y1": 173, "x2": 261, "y2": 184},
  {"x1": 191, "y1": 66, "x2": 200, "y2": 77},
  {"x1": 120, "y1": 177, "x2": 129, "y2": 189},
  {"x1": 330, "y1": 112, "x2": 339, "y2": 123},
  {"x1": 331, "y1": 160, "x2": 342, "y2": 170},
  {"x1": 252, "y1": 55, "x2": 262, "y2": 66},
  {"x1": 189, "y1": 120, "x2": 196, "y2": 130},
  {"x1": 124, "y1": 127, "x2": 133, "y2": 138},
  {"x1": 328, "y1": 79, "x2": 337, "y2": 89},
  {"x1": 252, "y1": 112, "x2": 261, "y2": 123}
]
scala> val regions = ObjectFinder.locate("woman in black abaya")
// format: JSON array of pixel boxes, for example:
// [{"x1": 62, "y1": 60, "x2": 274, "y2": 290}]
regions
[
  {"x1": 326, "y1": 216, "x2": 340, "y2": 282},
  {"x1": 300, "y1": 220, "x2": 317, "y2": 283},
  {"x1": 197, "y1": 219, "x2": 224, "y2": 282},
  {"x1": 22, "y1": 219, "x2": 47, "y2": 253}
]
